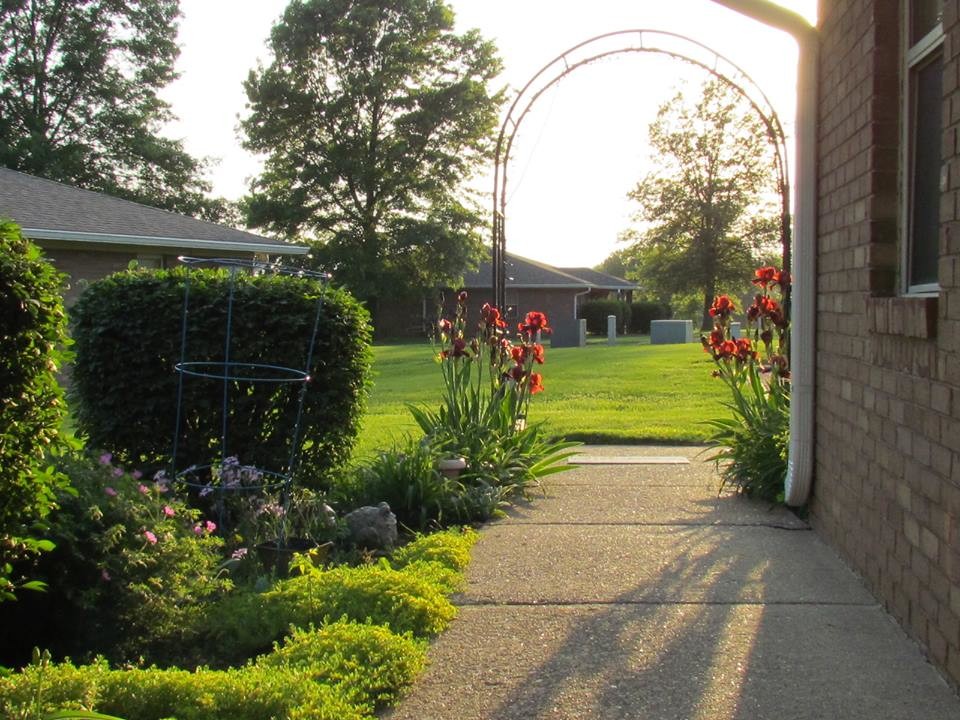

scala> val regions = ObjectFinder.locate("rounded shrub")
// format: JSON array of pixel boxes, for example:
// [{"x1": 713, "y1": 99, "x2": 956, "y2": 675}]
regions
[
  {"x1": 628, "y1": 300, "x2": 672, "y2": 334},
  {"x1": 259, "y1": 620, "x2": 427, "y2": 711},
  {"x1": 578, "y1": 299, "x2": 630, "y2": 334},
  {"x1": 0, "y1": 219, "x2": 71, "y2": 598},
  {"x1": 267, "y1": 561, "x2": 458, "y2": 638},
  {"x1": 69, "y1": 267, "x2": 372, "y2": 488}
]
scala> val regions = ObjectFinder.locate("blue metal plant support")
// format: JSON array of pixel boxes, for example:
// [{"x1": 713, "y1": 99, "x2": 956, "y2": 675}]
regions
[{"x1": 169, "y1": 256, "x2": 329, "y2": 534}]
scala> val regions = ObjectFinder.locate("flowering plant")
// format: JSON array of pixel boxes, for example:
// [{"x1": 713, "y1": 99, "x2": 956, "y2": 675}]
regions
[
  {"x1": 409, "y1": 293, "x2": 576, "y2": 498},
  {"x1": 37, "y1": 450, "x2": 229, "y2": 664},
  {"x1": 702, "y1": 267, "x2": 791, "y2": 502},
  {"x1": 422, "y1": 293, "x2": 549, "y2": 437}
]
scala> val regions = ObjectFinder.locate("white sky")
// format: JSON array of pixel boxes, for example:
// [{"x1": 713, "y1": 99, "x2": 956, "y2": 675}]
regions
[{"x1": 163, "y1": 0, "x2": 816, "y2": 268}]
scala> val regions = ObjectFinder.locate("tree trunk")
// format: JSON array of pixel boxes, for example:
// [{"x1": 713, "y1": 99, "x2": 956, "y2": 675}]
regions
[{"x1": 701, "y1": 287, "x2": 715, "y2": 332}]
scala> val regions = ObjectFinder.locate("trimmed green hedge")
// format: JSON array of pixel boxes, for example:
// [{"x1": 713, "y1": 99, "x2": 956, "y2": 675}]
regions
[
  {"x1": 629, "y1": 301, "x2": 672, "y2": 334},
  {"x1": 0, "y1": 219, "x2": 71, "y2": 599},
  {"x1": 69, "y1": 267, "x2": 372, "y2": 487},
  {"x1": 0, "y1": 651, "x2": 365, "y2": 720},
  {"x1": 579, "y1": 299, "x2": 630, "y2": 334}
]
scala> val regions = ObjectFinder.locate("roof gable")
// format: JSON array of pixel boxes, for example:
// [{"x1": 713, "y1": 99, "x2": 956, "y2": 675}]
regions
[{"x1": 463, "y1": 253, "x2": 637, "y2": 290}]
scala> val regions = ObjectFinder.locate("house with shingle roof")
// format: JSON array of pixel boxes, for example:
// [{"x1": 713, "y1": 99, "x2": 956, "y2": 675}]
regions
[
  {"x1": 0, "y1": 168, "x2": 307, "y2": 302},
  {"x1": 375, "y1": 252, "x2": 636, "y2": 344}
]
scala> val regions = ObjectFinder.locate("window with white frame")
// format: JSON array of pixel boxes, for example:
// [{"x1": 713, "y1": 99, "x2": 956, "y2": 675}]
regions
[{"x1": 903, "y1": 0, "x2": 944, "y2": 294}]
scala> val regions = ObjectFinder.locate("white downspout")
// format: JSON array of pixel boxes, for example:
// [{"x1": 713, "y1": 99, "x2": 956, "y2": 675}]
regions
[
  {"x1": 574, "y1": 288, "x2": 591, "y2": 320},
  {"x1": 708, "y1": 0, "x2": 818, "y2": 506}
]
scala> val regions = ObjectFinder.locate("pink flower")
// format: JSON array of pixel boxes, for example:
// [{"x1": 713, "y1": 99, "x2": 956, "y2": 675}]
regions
[
  {"x1": 143, "y1": 530, "x2": 158, "y2": 544},
  {"x1": 138, "y1": 484, "x2": 150, "y2": 495},
  {"x1": 99, "y1": 453, "x2": 112, "y2": 466},
  {"x1": 112, "y1": 467, "x2": 124, "y2": 477},
  {"x1": 131, "y1": 470, "x2": 143, "y2": 480},
  {"x1": 193, "y1": 524, "x2": 203, "y2": 535},
  {"x1": 104, "y1": 487, "x2": 118, "y2": 497},
  {"x1": 101, "y1": 568, "x2": 111, "y2": 581},
  {"x1": 205, "y1": 520, "x2": 217, "y2": 533},
  {"x1": 162, "y1": 505, "x2": 175, "y2": 518}
]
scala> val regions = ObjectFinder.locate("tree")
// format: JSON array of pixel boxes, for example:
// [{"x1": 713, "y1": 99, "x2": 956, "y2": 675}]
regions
[
  {"x1": 0, "y1": 0, "x2": 229, "y2": 221},
  {"x1": 241, "y1": 0, "x2": 504, "y2": 315},
  {"x1": 624, "y1": 79, "x2": 780, "y2": 330}
]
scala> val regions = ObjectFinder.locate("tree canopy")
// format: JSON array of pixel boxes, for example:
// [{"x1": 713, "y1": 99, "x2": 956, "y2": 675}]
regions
[
  {"x1": 622, "y1": 79, "x2": 780, "y2": 330},
  {"x1": 241, "y1": 0, "x2": 504, "y2": 313},
  {"x1": 0, "y1": 0, "x2": 230, "y2": 221}
]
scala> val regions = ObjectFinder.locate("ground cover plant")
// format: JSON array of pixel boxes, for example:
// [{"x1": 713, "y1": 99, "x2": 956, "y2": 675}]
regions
[
  {"x1": 355, "y1": 335, "x2": 729, "y2": 457},
  {"x1": 0, "y1": 528, "x2": 478, "y2": 720}
]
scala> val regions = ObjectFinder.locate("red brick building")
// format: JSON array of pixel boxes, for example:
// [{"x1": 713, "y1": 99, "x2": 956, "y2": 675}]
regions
[{"x1": 806, "y1": 0, "x2": 960, "y2": 687}]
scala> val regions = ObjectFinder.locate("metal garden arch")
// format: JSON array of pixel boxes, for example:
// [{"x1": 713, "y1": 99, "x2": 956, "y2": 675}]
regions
[{"x1": 491, "y1": 29, "x2": 792, "y2": 313}]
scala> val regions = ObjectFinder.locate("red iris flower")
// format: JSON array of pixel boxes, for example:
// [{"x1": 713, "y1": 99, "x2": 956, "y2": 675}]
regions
[
  {"x1": 518, "y1": 311, "x2": 551, "y2": 336},
  {"x1": 709, "y1": 295, "x2": 735, "y2": 318},
  {"x1": 481, "y1": 303, "x2": 506, "y2": 329},
  {"x1": 752, "y1": 266, "x2": 778, "y2": 288},
  {"x1": 529, "y1": 372, "x2": 544, "y2": 394}
]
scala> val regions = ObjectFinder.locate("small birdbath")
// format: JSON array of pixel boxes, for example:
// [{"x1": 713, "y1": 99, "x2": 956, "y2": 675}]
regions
[{"x1": 438, "y1": 456, "x2": 467, "y2": 479}]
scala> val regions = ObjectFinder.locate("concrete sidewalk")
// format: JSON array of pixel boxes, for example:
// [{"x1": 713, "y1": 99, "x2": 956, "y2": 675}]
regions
[{"x1": 385, "y1": 446, "x2": 960, "y2": 720}]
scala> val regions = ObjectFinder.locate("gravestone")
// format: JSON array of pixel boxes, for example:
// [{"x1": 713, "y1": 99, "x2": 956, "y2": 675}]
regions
[{"x1": 650, "y1": 319, "x2": 694, "y2": 344}]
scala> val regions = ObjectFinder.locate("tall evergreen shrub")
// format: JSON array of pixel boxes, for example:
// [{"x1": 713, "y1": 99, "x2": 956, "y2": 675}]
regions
[
  {"x1": 0, "y1": 219, "x2": 71, "y2": 599},
  {"x1": 629, "y1": 301, "x2": 672, "y2": 334},
  {"x1": 70, "y1": 267, "x2": 371, "y2": 487},
  {"x1": 579, "y1": 299, "x2": 630, "y2": 334}
]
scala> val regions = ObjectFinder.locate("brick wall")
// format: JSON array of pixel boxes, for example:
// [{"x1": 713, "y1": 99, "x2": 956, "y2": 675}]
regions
[
  {"x1": 45, "y1": 247, "x2": 139, "y2": 304},
  {"x1": 812, "y1": 0, "x2": 960, "y2": 686}
]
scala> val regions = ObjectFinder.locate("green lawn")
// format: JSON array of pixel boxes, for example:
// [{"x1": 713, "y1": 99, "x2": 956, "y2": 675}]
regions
[{"x1": 353, "y1": 335, "x2": 729, "y2": 459}]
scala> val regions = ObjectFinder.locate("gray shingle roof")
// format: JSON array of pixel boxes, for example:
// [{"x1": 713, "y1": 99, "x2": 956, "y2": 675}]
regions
[
  {"x1": 557, "y1": 267, "x2": 636, "y2": 290},
  {"x1": 463, "y1": 253, "x2": 636, "y2": 290},
  {"x1": 0, "y1": 167, "x2": 306, "y2": 255}
]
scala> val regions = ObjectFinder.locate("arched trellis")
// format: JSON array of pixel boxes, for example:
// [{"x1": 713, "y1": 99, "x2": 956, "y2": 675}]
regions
[{"x1": 492, "y1": 29, "x2": 792, "y2": 315}]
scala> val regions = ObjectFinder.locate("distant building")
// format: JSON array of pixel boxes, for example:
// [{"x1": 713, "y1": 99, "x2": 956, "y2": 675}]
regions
[
  {"x1": 374, "y1": 252, "x2": 637, "y2": 341},
  {"x1": 0, "y1": 168, "x2": 307, "y2": 303}
]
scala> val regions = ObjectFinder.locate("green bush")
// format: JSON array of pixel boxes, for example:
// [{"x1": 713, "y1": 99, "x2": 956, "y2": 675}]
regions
[
  {"x1": 258, "y1": 621, "x2": 427, "y2": 711},
  {"x1": 208, "y1": 554, "x2": 461, "y2": 662},
  {"x1": 578, "y1": 299, "x2": 630, "y2": 334},
  {"x1": 628, "y1": 301, "x2": 672, "y2": 334},
  {"x1": 0, "y1": 651, "x2": 365, "y2": 720},
  {"x1": 69, "y1": 267, "x2": 372, "y2": 488},
  {"x1": 339, "y1": 439, "x2": 482, "y2": 530},
  {"x1": 268, "y1": 560, "x2": 457, "y2": 637},
  {"x1": 1, "y1": 449, "x2": 231, "y2": 666},
  {"x1": 0, "y1": 219, "x2": 72, "y2": 600},
  {"x1": 391, "y1": 527, "x2": 478, "y2": 573}
]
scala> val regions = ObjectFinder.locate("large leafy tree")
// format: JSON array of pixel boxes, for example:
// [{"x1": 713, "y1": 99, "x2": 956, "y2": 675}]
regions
[
  {"x1": 0, "y1": 0, "x2": 230, "y2": 221},
  {"x1": 624, "y1": 79, "x2": 780, "y2": 330},
  {"x1": 241, "y1": 0, "x2": 504, "y2": 314}
]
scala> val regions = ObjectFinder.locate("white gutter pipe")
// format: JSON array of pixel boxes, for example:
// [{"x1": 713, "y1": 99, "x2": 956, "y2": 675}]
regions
[{"x1": 708, "y1": 0, "x2": 818, "y2": 506}]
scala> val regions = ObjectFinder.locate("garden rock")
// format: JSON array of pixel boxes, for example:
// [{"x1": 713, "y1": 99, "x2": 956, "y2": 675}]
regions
[{"x1": 345, "y1": 502, "x2": 398, "y2": 550}]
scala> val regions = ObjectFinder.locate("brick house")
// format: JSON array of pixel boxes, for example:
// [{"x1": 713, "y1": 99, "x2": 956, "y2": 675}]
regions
[
  {"x1": 717, "y1": 0, "x2": 960, "y2": 690},
  {"x1": 374, "y1": 253, "x2": 636, "y2": 343},
  {"x1": 806, "y1": 0, "x2": 960, "y2": 687},
  {"x1": 0, "y1": 168, "x2": 307, "y2": 303}
]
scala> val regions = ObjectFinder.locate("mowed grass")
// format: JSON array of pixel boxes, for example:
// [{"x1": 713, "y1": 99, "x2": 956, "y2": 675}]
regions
[{"x1": 352, "y1": 335, "x2": 728, "y2": 459}]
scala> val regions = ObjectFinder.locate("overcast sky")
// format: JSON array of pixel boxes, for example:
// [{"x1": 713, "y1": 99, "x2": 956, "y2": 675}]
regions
[{"x1": 163, "y1": 0, "x2": 817, "y2": 268}]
